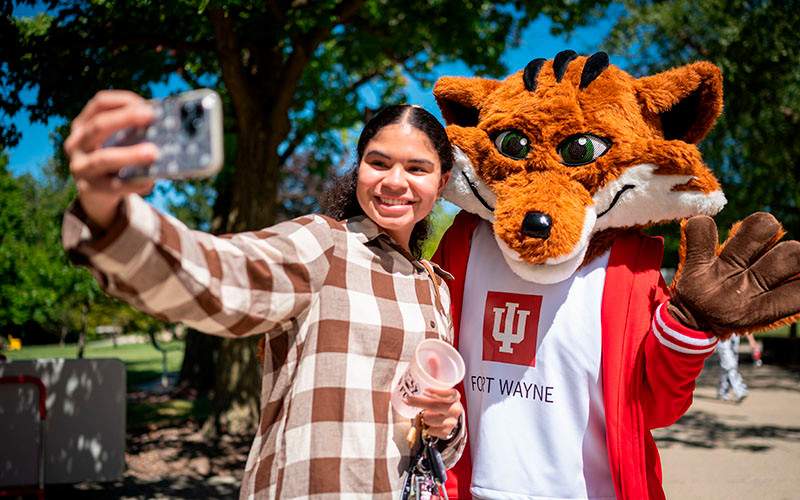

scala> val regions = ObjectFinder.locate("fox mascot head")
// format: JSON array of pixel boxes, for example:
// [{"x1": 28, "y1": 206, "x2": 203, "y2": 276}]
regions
[{"x1": 434, "y1": 50, "x2": 726, "y2": 284}]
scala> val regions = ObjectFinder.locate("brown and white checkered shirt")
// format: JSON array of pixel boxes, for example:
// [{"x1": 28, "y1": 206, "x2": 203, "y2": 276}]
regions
[{"x1": 62, "y1": 194, "x2": 465, "y2": 499}]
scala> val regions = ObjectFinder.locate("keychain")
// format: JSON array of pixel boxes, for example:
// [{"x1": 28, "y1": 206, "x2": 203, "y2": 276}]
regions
[
  {"x1": 401, "y1": 420, "x2": 449, "y2": 500},
  {"x1": 407, "y1": 413, "x2": 423, "y2": 448}
]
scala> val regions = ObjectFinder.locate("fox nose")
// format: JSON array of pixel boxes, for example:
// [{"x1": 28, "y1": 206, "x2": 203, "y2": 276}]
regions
[{"x1": 521, "y1": 212, "x2": 552, "y2": 239}]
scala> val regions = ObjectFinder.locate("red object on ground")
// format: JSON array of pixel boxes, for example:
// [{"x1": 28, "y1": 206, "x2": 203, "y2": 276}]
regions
[{"x1": 0, "y1": 375, "x2": 47, "y2": 500}]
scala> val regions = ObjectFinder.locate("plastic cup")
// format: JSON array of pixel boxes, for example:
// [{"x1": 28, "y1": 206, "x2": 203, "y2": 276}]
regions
[{"x1": 390, "y1": 338, "x2": 466, "y2": 419}]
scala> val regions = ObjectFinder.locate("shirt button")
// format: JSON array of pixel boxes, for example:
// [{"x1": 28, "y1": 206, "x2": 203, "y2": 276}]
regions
[{"x1": 430, "y1": 320, "x2": 436, "y2": 329}]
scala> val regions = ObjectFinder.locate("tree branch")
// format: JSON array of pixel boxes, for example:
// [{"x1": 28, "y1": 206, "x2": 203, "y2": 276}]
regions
[
  {"x1": 675, "y1": 30, "x2": 710, "y2": 58},
  {"x1": 275, "y1": 0, "x2": 366, "y2": 121},
  {"x1": 175, "y1": 66, "x2": 204, "y2": 90},
  {"x1": 265, "y1": 0, "x2": 285, "y2": 20},
  {"x1": 207, "y1": 6, "x2": 259, "y2": 124},
  {"x1": 28, "y1": 35, "x2": 216, "y2": 55},
  {"x1": 346, "y1": 66, "x2": 385, "y2": 92},
  {"x1": 401, "y1": 59, "x2": 431, "y2": 85},
  {"x1": 279, "y1": 133, "x2": 305, "y2": 165},
  {"x1": 279, "y1": 52, "x2": 414, "y2": 166}
]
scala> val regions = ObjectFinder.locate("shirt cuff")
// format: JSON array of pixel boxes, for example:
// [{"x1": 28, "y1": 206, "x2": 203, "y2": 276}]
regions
[
  {"x1": 653, "y1": 302, "x2": 718, "y2": 355},
  {"x1": 62, "y1": 194, "x2": 158, "y2": 279},
  {"x1": 63, "y1": 198, "x2": 130, "y2": 253}
]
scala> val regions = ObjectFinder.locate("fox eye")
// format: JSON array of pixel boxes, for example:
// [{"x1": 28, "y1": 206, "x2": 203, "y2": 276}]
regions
[
  {"x1": 557, "y1": 134, "x2": 610, "y2": 166},
  {"x1": 494, "y1": 130, "x2": 531, "y2": 159}
]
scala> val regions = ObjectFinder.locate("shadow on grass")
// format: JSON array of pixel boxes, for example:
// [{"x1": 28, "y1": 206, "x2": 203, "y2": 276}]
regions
[
  {"x1": 54, "y1": 396, "x2": 253, "y2": 499},
  {"x1": 127, "y1": 393, "x2": 213, "y2": 432},
  {"x1": 126, "y1": 368, "x2": 168, "y2": 391}
]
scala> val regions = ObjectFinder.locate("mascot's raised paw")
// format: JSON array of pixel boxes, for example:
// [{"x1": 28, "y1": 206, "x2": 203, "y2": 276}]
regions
[{"x1": 668, "y1": 212, "x2": 800, "y2": 337}]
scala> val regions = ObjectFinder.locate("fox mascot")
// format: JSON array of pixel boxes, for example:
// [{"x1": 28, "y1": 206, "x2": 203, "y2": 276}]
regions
[{"x1": 431, "y1": 51, "x2": 800, "y2": 499}]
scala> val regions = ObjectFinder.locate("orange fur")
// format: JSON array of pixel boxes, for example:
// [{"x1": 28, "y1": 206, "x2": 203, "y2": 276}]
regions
[
  {"x1": 258, "y1": 337, "x2": 266, "y2": 362},
  {"x1": 670, "y1": 219, "x2": 691, "y2": 293},
  {"x1": 434, "y1": 54, "x2": 725, "y2": 268}
]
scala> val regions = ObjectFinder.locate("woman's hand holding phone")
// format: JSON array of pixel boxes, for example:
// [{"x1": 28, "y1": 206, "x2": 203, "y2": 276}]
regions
[
  {"x1": 65, "y1": 88, "x2": 224, "y2": 230},
  {"x1": 64, "y1": 90, "x2": 158, "y2": 230}
]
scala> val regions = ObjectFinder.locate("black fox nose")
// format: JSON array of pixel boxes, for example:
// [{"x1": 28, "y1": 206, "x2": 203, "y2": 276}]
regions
[{"x1": 521, "y1": 212, "x2": 552, "y2": 239}]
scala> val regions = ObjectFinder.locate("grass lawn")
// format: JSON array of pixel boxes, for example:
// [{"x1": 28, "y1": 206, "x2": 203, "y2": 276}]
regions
[
  {"x1": 3, "y1": 338, "x2": 213, "y2": 430},
  {"x1": 4, "y1": 339, "x2": 185, "y2": 391},
  {"x1": 127, "y1": 397, "x2": 213, "y2": 431}
]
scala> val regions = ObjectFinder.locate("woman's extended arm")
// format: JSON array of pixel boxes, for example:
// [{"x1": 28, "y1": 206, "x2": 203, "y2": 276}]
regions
[
  {"x1": 63, "y1": 90, "x2": 333, "y2": 337},
  {"x1": 63, "y1": 194, "x2": 334, "y2": 337}
]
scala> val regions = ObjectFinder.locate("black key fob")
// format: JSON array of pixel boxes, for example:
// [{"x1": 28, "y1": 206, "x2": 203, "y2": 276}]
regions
[{"x1": 426, "y1": 440, "x2": 447, "y2": 485}]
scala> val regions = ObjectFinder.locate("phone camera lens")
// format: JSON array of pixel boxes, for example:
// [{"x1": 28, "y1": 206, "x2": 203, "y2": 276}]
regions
[
  {"x1": 181, "y1": 101, "x2": 202, "y2": 135},
  {"x1": 181, "y1": 101, "x2": 197, "y2": 120}
]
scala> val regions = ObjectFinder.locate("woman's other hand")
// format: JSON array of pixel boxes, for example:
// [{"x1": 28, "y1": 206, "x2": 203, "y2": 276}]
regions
[
  {"x1": 64, "y1": 90, "x2": 157, "y2": 229},
  {"x1": 406, "y1": 387, "x2": 463, "y2": 440}
]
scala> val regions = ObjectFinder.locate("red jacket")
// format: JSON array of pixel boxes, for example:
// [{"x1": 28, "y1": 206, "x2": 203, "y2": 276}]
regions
[{"x1": 432, "y1": 211, "x2": 718, "y2": 500}]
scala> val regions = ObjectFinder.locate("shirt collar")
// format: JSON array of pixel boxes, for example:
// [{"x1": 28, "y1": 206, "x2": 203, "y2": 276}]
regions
[
  {"x1": 345, "y1": 215, "x2": 413, "y2": 260},
  {"x1": 344, "y1": 215, "x2": 384, "y2": 244},
  {"x1": 344, "y1": 215, "x2": 454, "y2": 279}
]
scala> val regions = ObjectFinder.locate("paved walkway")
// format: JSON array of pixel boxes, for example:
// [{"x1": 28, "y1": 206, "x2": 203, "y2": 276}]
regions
[
  {"x1": 43, "y1": 344, "x2": 800, "y2": 499},
  {"x1": 657, "y1": 350, "x2": 800, "y2": 500}
]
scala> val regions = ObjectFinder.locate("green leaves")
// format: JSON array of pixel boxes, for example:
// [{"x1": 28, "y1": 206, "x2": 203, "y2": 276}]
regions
[
  {"x1": 2, "y1": 0, "x2": 612, "y2": 233},
  {"x1": 3, "y1": 0, "x2": 606, "y2": 174},
  {"x1": 606, "y1": 0, "x2": 800, "y2": 265},
  {"x1": 0, "y1": 156, "x2": 162, "y2": 340}
]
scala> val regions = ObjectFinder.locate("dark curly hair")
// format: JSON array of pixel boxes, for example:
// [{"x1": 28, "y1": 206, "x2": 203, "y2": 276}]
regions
[{"x1": 319, "y1": 104, "x2": 454, "y2": 258}]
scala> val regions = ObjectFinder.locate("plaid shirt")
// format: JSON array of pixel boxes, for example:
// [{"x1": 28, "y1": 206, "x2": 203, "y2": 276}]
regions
[{"x1": 62, "y1": 194, "x2": 466, "y2": 499}]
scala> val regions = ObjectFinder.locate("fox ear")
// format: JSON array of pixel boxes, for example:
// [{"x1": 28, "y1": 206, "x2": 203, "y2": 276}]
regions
[
  {"x1": 433, "y1": 76, "x2": 501, "y2": 127},
  {"x1": 635, "y1": 62, "x2": 723, "y2": 144}
]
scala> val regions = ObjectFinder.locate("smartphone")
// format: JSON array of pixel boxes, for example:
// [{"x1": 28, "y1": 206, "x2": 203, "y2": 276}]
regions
[{"x1": 103, "y1": 88, "x2": 224, "y2": 180}]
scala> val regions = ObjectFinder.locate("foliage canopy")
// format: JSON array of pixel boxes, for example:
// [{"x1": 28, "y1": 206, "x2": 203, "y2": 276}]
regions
[
  {"x1": 1, "y1": 0, "x2": 608, "y2": 430},
  {"x1": 603, "y1": 0, "x2": 800, "y2": 264},
  {"x1": 0, "y1": 151, "x2": 162, "y2": 342},
  {"x1": 2, "y1": 0, "x2": 606, "y2": 230}
]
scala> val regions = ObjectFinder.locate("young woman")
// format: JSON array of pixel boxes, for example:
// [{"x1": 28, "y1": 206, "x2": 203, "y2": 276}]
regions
[{"x1": 62, "y1": 92, "x2": 464, "y2": 499}]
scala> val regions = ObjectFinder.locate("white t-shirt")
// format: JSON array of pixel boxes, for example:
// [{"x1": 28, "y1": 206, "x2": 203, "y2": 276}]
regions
[{"x1": 460, "y1": 220, "x2": 616, "y2": 500}]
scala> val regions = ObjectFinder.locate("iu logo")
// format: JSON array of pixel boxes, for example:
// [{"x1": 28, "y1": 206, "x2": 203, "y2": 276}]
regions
[{"x1": 482, "y1": 291, "x2": 542, "y2": 367}]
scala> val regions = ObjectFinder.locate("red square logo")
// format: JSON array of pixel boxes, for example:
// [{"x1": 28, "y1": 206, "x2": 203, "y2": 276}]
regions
[{"x1": 482, "y1": 291, "x2": 542, "y2": 367}]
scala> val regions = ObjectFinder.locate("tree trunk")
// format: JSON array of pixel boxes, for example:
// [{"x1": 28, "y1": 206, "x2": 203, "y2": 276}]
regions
[
  {"x1": 76, "y1": 306, "x2": 88, "y2": 359},
  {"x1": 180, "y1": 117, "x2": 284, "y2": 433},
  {"x1": 201, "y1": 5, "x2": 319, "y2": 437},
  {"x1": 59, "y1": 325, "x2": 68, "y2": 347},
  {"x1": 176, "y1": 329, "x2": 220, "y2": 396},
  {"x1": 222, "y1": 115, "x2": 283, "y2": 232},
  {"x1": 791, "y1": 322, "x2": 798, "y2": 338},
  {"x1": 202, "y1": 335, "x2": 263, "y2": 437},
  {"x1": 203, "y1": 118, "x2": 282, "y2": 436}
]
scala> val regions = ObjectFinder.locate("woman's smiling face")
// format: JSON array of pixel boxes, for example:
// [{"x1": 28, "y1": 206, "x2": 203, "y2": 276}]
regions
[{"x1": 356, "y1": 122, "x2": 450, "y2": 250}]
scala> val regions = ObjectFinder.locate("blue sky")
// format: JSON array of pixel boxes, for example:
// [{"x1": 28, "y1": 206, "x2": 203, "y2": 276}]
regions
[
  {"x1": 5, "y1": 6, "x2": 623, "y2": 181},
  {"x1": 388, "y1": 11, "x2": 624, "y2": 119}
]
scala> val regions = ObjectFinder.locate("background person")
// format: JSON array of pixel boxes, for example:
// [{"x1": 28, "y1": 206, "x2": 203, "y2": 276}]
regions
[
  {"x1": 746, "y1": 333, "x2": 763, "y2": 367},
  {"x1": 61, "y1": 92, "x2": 465, "y2": 498},
  {"x1": 717, "y1": 333, "x2": 759, "y2": 402}
]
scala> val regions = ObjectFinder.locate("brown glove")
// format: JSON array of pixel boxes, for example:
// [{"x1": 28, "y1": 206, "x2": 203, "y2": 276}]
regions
[{"x1": 667, "y1": 212, "x2": 800, "y2": 336}]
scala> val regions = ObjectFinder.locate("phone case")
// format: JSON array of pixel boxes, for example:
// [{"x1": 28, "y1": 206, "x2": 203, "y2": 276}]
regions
[{"x1": 103, "y1": 88, "x2": 224, "y2": 180}]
